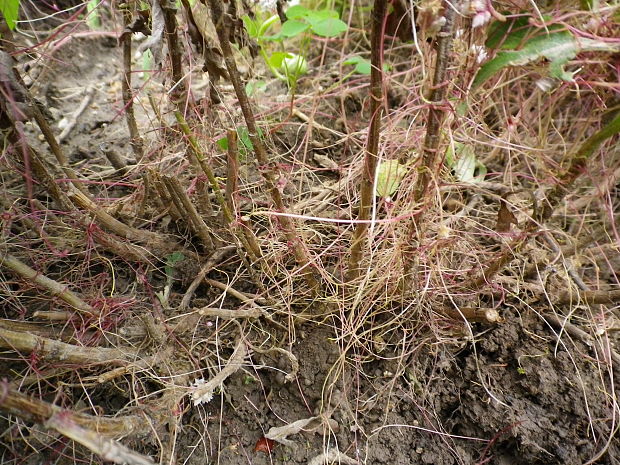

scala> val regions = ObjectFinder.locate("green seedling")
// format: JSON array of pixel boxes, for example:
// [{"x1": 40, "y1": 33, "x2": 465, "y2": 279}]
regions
[
  {"x1": 242, "y1": 3, "x2": 347, "y2": 87},
  {"x1": 86, "y1": 0, "x2": 101, "y2": 30},
  {"x1": 0, "y1": 0, "x2": 20, "y2": 30},
  {"x1": 139, "y1": 49, "x2": 154, "y2": 81},
  {"x1": 245, "y1": 79, "x2": 267, "y2": 97},
  {"x1": 216, "y1": 126, "x2": 264, "y2": 160},
  {"x1": 341, "y1": 55, "x2": 390, "y2": 84},
  {"x1": 343, "y1": 55, "x2": 372, "y2": 75},
  {"x1": 156, "y1": 251, "x2": 185, "y2": 309}
]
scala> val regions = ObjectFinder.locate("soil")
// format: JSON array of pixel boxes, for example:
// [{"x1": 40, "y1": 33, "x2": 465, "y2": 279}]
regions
[{"x1": 1, "y1": 9, "x2": 620, "y2": 465}]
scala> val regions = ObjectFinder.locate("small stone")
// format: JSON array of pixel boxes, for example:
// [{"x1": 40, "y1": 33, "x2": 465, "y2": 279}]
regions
[{"x1": 274, "y1": 373, "x2": 286, "y2": 385}]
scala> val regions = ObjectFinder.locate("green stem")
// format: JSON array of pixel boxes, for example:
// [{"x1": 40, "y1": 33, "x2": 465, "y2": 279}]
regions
[{"x1": 174, "y1": 111, "x2": 233, "y2": 224}]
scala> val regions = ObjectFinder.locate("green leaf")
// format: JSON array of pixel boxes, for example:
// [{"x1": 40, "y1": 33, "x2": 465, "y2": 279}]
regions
[
  {"x1": 216, "y1": 136, "x2": 229, "y2": 151},
  {"x1": 140, "y1": 49, "x2": 154, "y2": 80},
  {"x1": 455, "y1": 101, "x2": 468, "y2": 117},
  {"x1": 344, "y1": 56, "x2": 371, "y2": 75},
  {"x1": 485, "y1": 16, "x2": 529, "y2": 50},
  {"x1": 285, "y1": 4, "x2": 310, "y2": 20},
  {"x1": 165, "y1": 251, "x2": 185, "y2": 277},
  {"x1": 0, "y1": 0, "x2": 20, "y2": 30},
  {"x1": 242, "y1": 14, "x2": 260, "y2": 39},
  {"x1": 245, "y1": 79, "x2": 267, "y2": 97},
  {"x1": 311, "y1": 17, "x2": 347, "y2": 38},
  {"x1": 580, "y1": 0, "x2": 597, "y2": 10},
  {"x1": 86, "y1": 0, "x2": 101, "y2": 30},
  {"x1": 476, "y1": 26, "x2": 620, "y2": 89},
  {"x1": 304, "y1": 9, "x2": 339, "y2": 24},
  {"x1": 376, "y1": 160, "x2": 408, "y2": 198},
  {"x1": 485, "y1": 16, "x2": 553, "y2": 50},
  {"x1": 237, "y1": 126, "x2": 254, "y2": 151},
  {"x1": 267, "y1": 51, "x2": 288, "y2": 70},
  {"x1": 217, "y1": 127, "x2": 263, "y2": 153},
  {"x1": 275, "y1": 19, "x2": 309, "y2": 38},
  {"x1": 280, "y1": 54, "x2": 308, "y2": 77},
  {"x1": 474, "y1": 31, "x2": 577, "y2": 89}
]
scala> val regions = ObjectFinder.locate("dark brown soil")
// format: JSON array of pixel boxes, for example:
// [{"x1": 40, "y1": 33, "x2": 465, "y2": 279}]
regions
[{"x1": 175, "y1": 309, "x2": 619, "y2": 465}]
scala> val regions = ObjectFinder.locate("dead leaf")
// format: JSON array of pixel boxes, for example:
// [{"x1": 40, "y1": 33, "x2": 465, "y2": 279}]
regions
[
  {"x1": 118, "y1": 10, "x2": 150, "y2": 44},
  {"x1": 495, "y1": 195, "x2": 518, "y2": 232},
  {"x1": 254, "y1": 437, "x2": 275, "y2": 454}
]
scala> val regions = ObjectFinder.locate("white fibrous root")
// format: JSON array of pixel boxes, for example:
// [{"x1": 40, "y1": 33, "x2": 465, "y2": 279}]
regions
[{"x1": 191, "y1": 338, "x2": 247, "y2": 406}]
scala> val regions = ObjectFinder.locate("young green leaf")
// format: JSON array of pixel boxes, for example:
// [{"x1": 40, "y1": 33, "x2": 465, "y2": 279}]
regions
[
  {"x1": 165, "y1": 251, "x2": 185, "y2": 277},
  {"x1": 280, "y1": 54, "x2": 308, "y2": 77},
  {"x1": 86, "y1": 0, "x2": 101, "y2": 30},
  {"x1": 273, "y1": 19, "x2": 309, "y2": 39},
  {"x1": 217, "y1": 126, "x2": 260, "y2": 155},
  {"x1": 304, "y1": 9, "x2": 339, "y2": 24},
  {"x1": 376, "y1": 160, "x2": 408, "y2": 198},
  {"x1": 485, "y1": 16, "x2": 531, "y2": 50},
  {"x1": 237, "y1": 126, "x2": 254, "y2": 151},
  {"x1": 267, "y1": 51, "x2": 288, "y2": 70},
  {"x1": 0, "y1": 0, "x2": 20, "y2": 30},
  {"x1": 344, "y1": 56, "x2": 372, "y2": 75},
  {"x1": 285, "y1": 4, "x2": 310, "y2": 20},
  {"x1": 245, "y1": 79, "x2": 267, "y2": 97},
  {"x1": 242, "y1": 14, "x2": 260, "y2": 39},
  {"x1": 216, "y1": 136, "x2": 229, "y2": 151},
  {"x1": 311, "y1": 18, "x2": 347, "y2": 38}
]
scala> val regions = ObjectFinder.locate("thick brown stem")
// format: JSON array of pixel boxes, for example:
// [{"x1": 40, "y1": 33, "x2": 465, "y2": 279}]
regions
[
  {"x1": 121, "y1": 9, "x2": 144, "y2": 161},
  {"x1": 347, "y1": 0, "x2": 387, "y2": 280},
  {"x1": 0, "y1": 326, "x2": 136, "y2": 365},
  {"x1": 414, "y1": 1, "x2": 458, "y2": 201},
  {"x1": 1, "y1": 51, "x2": 86, "y2": 192},
  {"x1": 206, "y1": 0, "x2": 318, "y2": 290},
  {"x1": 400, "y1": 1, "x2": 458, "y2": 282},
  {"x1": 0, "y1": 253, "x2": 99, "y2": 317},
  {"x1": 0, "y1": 383, "x2": 153, "y2": 437},
  {"x1": 161, "y1": 0, "x2": 186, "y2": 103},
  {"x1": 175, "y1": 112, "x2": 261, "y2": 260},
  {"x1": 161, "y1": 175, "x2": 215, "y2": 252},
  {"x1": 225, "y1": 129, "x2": 240, "y2": 213}
]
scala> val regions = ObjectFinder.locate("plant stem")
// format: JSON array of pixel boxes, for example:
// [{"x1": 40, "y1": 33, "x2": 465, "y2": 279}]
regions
[
  {"x1": 414, "y1": 1, "x2": 458, "y2": 202},
  {"x1": 400, "y1": 1, "x2": 458, "y2": 283},
  {"x1": 174, "y1": 111, "x2": 232, "y2": 222},
  {"x1": 0, "y1": 253, "x2": 99, "y2": 317},
  {"x1": 206, "y1": 0, "x2": 319, "y2": 291},
  {"x1": 174, "y1": 112, "x2": 262, "y2": 260},
  {"x1": 347, "y1": 0, "x2": 387, "y2": 280},
  {"x1": 161, "y1": 0, "x2": 186, "y2": 104},
  {"x1": 121, "y1": 7, "x2": 144, "y2": 161}
]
